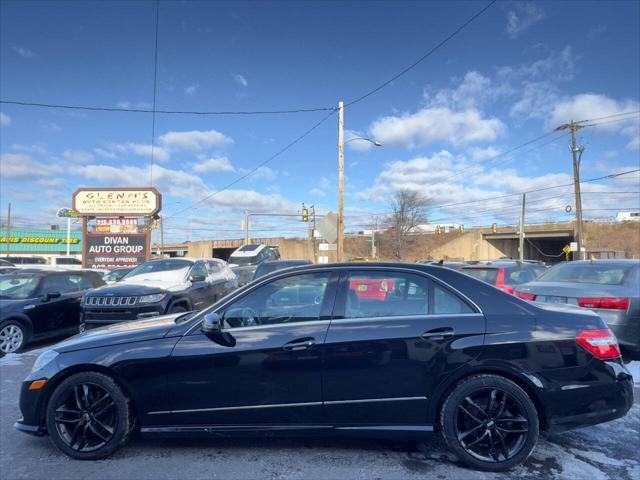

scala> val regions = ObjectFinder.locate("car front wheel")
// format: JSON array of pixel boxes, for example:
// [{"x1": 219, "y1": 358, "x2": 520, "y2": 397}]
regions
[
  {"x1": 440, "y1": 374, "x2": 539, "y2": 472},
  {"x1": 46, "y1": 371, "x2": 135, "y2": 460}
]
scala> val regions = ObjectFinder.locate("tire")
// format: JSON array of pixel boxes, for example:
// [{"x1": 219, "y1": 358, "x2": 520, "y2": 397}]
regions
[
  {"x1": 440, "y1": 374, "x2": 539, "y2": 472},
  {"x1": 168, "y1": 304, "x2": 187, "y2": 314},
  {"x1": 0, "y1": 320, "x2": 28, "y2": 354},
  {"x1": 46, "y1": 371, "x2": 135, "y2": 460}
]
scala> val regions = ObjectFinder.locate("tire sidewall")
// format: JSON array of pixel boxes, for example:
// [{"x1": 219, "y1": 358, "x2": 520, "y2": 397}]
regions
[
  {"x1": 0, "y1": 320, "x2": 27, "y2": 354},
  {"x1": 169, "y1": 304, "x2": 187, "y2": 314},
  {"x1": 46, "y1": 372, "x2": 131, "y2": 460},
  {"x1": 441, "y1": 375, "x2": 539, "y2": 472}
]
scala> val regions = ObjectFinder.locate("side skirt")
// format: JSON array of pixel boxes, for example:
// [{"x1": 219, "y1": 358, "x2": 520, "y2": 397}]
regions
[{"x1": 140, "y1": 424, "x2": 434, "y2": 440}]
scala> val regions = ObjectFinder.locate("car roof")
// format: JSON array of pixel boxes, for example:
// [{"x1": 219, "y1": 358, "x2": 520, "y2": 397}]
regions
[
  {"x1": 231, "y1": 244, "x2": 268, "y2": 257},
  {"x1": 567, "y1": 259, "x2": 639, "y2": 265},
  {"x1": 261, "y1": 259, "x2": 310, "y2": 265}
]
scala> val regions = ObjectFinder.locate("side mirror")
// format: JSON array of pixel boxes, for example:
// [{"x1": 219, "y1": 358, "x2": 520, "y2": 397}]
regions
[
  {"x1": 201, "y1": 312, "x2": 221, "y2": 334},
  {"x1": 190, "y1": 274, "x2": 207, "y2": 282},
  {"x1": 42, "y1": 291, "x2": 61, "y2": 302}
]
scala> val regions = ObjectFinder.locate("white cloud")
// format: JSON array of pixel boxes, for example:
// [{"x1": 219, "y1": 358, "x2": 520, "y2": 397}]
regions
[
  {"x1": 0, "y1": 153, "x2": 56, "y2": 180},
  {"x1": 355, "y1": 150, "x2": 634, "y2": 224},
  {"x1": 467, "y1": 146, "x2": 501, "y2": 161},
  {"x1": 62, "y1": 149, "x2": 95, "y2": 164},
  {"x1": 11, "y1": 144, "x2": 48, "y2": 155},
  {"x1": 549, "y1": 94, "x2": 640, "y2": 148},
  {"x1": 193, "y1": 156, "x2": 235, "y2": 174},
  {"x1": 309, "y1": 188, "x2": 326, "y2": 198},
  {"x1": 13, "y1": 46, "x2": 37, "y2": 58},
  {"x1": 158, "y1": 129, "x2": 233, "y2": 151},
  {"x1": 238, "y1": 166, "x2": 278, "y2": 181},
  {"x1": 114, "y1": 143, "x2": 170, "y2": 162},
  {"x1": 506, "y1": 2, "x2": 545, "y2": 38},
  {"x1": 0, "y1": 112, "x2": 10, "y2": 126},
  {"x1": 184, "y1": 83, "x2": 199, "y2": 96},
  {"x1": 234, "y1": 74, "x2": 248, "y2": 87},
  {"x1": 369, "y1": 107, "x2": 505, "y2": 148},
  {"x1": 115, "y1": 100, "x2": 152, "y2": 110},
  {"x1": 93, "y1": 148, "x2": 117, "y2": 159},
  {"x1": 319, "y1": 177, "x2": 331, "y2": 189}
]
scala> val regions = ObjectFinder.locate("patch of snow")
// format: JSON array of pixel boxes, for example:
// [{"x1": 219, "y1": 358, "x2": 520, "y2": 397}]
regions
[
  {"x1": 568, "y1": 449, "x2": 626, "y2": 467},
  {"x1": 0, "y1": 353, "x2": 24, "y2": 366},
  {"x1": 626, "y1": 361, "x2": 639, "y2": 384}
]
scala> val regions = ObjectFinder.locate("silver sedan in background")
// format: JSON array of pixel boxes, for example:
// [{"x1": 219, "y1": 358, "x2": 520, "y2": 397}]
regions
[{"x1": 514, "y1": 259, "x2": 640, "y2": 361}]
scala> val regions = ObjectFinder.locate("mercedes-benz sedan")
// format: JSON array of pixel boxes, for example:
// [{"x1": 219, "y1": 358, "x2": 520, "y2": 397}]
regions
[{"x1": 15, "y1": 263, "x2": 633, "y2": 471}]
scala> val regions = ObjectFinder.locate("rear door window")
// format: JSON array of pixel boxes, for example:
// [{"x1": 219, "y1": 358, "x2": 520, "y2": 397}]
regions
[
  {"x1": 345, "y1": 271, "x2": 429, "y2": 318},
  {"x1": 433, "y1": 284, "x2": 474, "y2": 314}
]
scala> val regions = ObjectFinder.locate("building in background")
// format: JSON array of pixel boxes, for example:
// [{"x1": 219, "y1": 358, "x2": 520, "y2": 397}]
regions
[{"x1": 0, "y1": 227, "x2": 82, "y2": 261}]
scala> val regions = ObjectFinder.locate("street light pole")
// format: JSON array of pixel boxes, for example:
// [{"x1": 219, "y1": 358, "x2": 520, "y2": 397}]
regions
[{"x1": 337, "y1": 101, "x2": 345, "y2": 262}]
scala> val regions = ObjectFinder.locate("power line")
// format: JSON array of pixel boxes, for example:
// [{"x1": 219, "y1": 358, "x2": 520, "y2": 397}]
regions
[
  {"x1": 576, "y1": 110, "x2": 640, "y2": 124},
  {"x1": 0, "y1": 100, "x2": 335, "y2": 116},
  {"x1": 163, "y1": 110, "x2": 336, "y2": 220},
  {"x1": 344, "y1": 0, "x2": 497, "y2": 107},
  {"x1": 149, "y1": 0, "x2": 160, "y2": 186}
]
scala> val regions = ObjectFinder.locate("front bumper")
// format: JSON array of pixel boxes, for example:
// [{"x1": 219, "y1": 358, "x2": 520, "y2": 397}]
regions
[
  {"x1": 81, "y1": 300, "x2": 170, "y2": 330},
  {"x1": 14, "y1": 419, "x2": 45, "y2": 436}
]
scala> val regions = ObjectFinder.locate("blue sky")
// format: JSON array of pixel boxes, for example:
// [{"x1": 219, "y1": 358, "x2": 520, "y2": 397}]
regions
[{"x1": 1, "y1": 0, "x2": 639, "y2": 242}]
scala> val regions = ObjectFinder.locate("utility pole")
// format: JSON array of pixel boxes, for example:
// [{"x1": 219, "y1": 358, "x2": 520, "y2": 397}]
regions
[
  {"x1": 518, "y1": 194, "x2": 526, "y2": 262},
  {"x1": 311, "y1": 205, "x2": 317, "y2": 263},
  {"x1": 244, "y1": 209, "x2": 250, "y2": 245},
  {"x1": 66, "y1": 217, "x2": 71, "y2": 256},
  {"x1": 337, "y1": 100, "x2": 345, "y2": 262},
  {"x1": 5, "y1": 202, "x2": 11, "y2": 256},
  {"x1": 159, "y1": 217, "x2": 163, "y2": 257},
  {"x1": 556, "y1": 120, "x2": 586, "y2": 260}
]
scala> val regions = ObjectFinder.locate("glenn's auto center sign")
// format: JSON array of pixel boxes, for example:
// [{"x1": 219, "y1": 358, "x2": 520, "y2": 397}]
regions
[
  {"x1": 72, "y1": 188, "x2": 161, "y2": 268},
  {"x1": 72, "y1": 188, "x2": 161, "y2": 216},
  {"x1": 84, "y1": 233, "x2": 147, "y2": 268}
]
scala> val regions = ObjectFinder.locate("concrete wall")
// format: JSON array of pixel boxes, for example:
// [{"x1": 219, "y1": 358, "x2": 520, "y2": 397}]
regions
[{"x1": 430, "y1": 230, "x2": 510, "y2": 261}]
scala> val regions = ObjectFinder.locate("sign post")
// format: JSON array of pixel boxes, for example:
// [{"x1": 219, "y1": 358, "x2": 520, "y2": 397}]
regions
[{"x1": 56, "y1": 208, "x2": 78, "y2": 257}]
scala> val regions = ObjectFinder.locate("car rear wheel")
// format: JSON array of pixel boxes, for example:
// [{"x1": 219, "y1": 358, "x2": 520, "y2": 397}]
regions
[
  {"x1": 0, "y1": 320, "x2": 27, "y2": 354},
  {"x1": 46, "y1": 372, "x2": 135, "y2": 460},
  {"x1": 440, "y1": 374, "x2": 539, "y2": 472}
]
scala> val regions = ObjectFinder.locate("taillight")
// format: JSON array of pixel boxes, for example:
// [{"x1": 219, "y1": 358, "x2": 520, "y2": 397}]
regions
[
  {"x1": 515, "y1": 291, "x2": 537, "y2": 301},
  {"x1": 576, "y1": 329, "x2": 621, "y2": 359},
  {"x1": 578, "y1": 297, "x2": 630, "y2": 310},
  {"x1": 495, "y1": 268, "x2": 515, "y2": 294}
]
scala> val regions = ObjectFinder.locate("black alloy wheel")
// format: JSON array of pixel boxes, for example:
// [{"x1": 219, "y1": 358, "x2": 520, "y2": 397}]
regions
[
  {"x1": 440, "y1": 374, "x2": 539, "y2": 472},
  {"x1": 46, "y1": 372, "x2": 135, "y2": 459}
]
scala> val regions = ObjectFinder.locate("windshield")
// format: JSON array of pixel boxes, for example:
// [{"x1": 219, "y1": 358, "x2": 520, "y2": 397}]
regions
[
  {"x1": 229, "y1": 255, "x2": 257, "y2": 266},
  {"x1": 462, "y1": 268, "x2": 499, "y2": 285},
  {"x1": 123, "y1": 260, "x2": 193, "y2": 279},
  {"x1": 536, "y1": 263, "x2": 634, "y2": 285},
  {"x1": 0, "y1": 274, "x2": 41, "y2": 300}
]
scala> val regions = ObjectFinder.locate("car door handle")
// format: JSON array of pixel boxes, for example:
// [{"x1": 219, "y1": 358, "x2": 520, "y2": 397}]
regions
[
  {"x1": 421, "y1": 328, "x2": 455, "y2": 341},
  {"x1": 283, "y1": 338, "x2": 316, "y2": 351}
]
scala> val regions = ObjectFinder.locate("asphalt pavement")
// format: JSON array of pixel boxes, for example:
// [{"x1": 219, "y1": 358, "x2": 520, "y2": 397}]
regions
[{"x1": 1, "y1": 346, "x2": 639, "y2": 480}]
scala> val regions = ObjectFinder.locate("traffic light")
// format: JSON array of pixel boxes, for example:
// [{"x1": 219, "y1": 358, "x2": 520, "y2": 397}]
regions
[
  {"x1": 302, "y1": 208, "x2": 309, "y2": 222},
  {"x1": 491, "y1": 223, "x2": 497, "y2": 233}
]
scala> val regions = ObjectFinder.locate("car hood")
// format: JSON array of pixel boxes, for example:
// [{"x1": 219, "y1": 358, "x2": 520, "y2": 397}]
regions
[
  {"x1": 87, "y1": 282, "x2": 171, "y2": 296},
  {"x1": 54, "y1": 313, "x2": 186, "y2": 353}
]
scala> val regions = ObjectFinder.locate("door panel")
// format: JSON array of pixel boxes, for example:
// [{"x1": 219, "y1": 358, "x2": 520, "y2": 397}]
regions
[
  {"x1": 166, "y1": 270, "x2": 338, "y2": 426},
  {"x1": 322, "y1": 269, "x2": 486, "y2": 425},
  {"x1": 168, "y1": 323, "x2": 329, "y2": 425}
]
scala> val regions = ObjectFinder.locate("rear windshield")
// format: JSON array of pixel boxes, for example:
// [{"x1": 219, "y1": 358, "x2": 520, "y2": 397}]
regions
[
  {"x1": 462, "y1": 268, "x2": 498, "y2": 285},
  {"x1": 537, "y1": 262, "x2": 634, "y2": 285},
  {"x1": 229, "y1": 255, "x2": 257, "y2": 266}
]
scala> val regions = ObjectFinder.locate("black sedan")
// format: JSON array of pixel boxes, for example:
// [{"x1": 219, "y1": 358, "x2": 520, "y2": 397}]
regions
[
  {"x1": 0, "y1": 269, "x2": 105, "y2": 353},
  {"x1": 15, "y1": 263, "x2": 633, "y2": 471}
]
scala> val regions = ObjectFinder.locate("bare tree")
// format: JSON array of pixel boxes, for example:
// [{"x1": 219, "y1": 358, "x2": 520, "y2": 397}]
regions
[{"x1": 385, "y1": 189, "x2": 431, "y2": 260}]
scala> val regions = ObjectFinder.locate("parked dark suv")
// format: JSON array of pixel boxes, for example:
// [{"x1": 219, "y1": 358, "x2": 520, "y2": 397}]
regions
[
  {"x1": 461, "y1": 260, "x2": 547, "y2": 294},
  {"x1": 80, "y1": 258, "x2": 236, "y2": 331},
  {"x1": 16, "y1": 263, "x2": 633, "y2": 471},
  {"x1": 0, "y1": 269, "x2": 105, "y2": 353}
]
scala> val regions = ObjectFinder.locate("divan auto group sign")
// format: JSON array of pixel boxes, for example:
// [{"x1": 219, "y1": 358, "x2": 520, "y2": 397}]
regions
[
  {"x1": 85, "y1": 233, "x2": 147, "y2": 268},
  {"x1": 72, "y1": 188, "x2": 161, "y2": 216}
]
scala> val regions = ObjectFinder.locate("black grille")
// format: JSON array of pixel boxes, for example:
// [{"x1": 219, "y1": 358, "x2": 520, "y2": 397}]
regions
[{"x1": 85, "y1": 296, "x2": 137, "y2": 307}]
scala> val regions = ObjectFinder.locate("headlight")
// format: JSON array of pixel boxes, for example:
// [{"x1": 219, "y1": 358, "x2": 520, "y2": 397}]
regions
[
  {"x1": 138, "y1": 293, "x2": 167, "y2": 304},
  {"x1": 31, "y1": 350, "x2": 59, "y2": 374}
]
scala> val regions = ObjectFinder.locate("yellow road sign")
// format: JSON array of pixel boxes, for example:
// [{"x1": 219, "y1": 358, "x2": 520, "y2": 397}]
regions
[{"x1": 562, "y1": 245, "x2": 572, "y2": 254}]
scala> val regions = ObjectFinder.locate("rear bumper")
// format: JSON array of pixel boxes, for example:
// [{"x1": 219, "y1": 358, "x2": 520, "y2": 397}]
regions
[{"x1": 542, "y1": 360, "x2": 634, "y2": 433}]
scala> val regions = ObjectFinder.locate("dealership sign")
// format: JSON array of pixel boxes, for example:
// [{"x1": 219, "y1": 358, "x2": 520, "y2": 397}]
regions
[
  {"x1": 72, "y1": 188, "x2": 161, "y2": 216},
  {"x1": 95, "y1": 217, "x2": 139, "y2": 234},
  {"x1": 84, "y1": 233, "x2": 148, "y2": 268}
]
